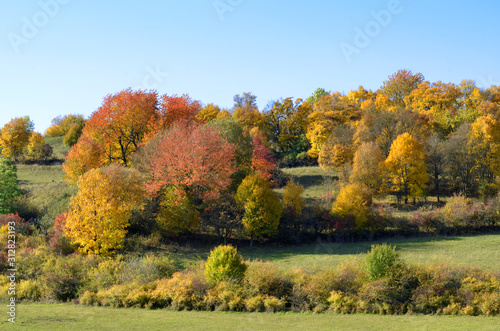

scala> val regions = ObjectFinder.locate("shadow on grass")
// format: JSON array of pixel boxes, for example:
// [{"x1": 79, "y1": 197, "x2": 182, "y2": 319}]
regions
[{"x1": 237, "y1": 235, "x2": 478, "y2": 262}]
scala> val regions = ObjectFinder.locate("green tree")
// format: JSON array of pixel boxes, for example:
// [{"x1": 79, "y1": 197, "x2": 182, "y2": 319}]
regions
[
  {"x1": 0, "y1": 158, "x2": 22, "y2": 214},
  {"x1": 235, "y1": 173, "x2": 282, "y2": 246}
]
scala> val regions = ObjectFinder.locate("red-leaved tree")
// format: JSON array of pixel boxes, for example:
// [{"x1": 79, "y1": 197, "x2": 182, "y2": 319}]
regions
[{"x1": 139, "y1": 122, "x2": 237, "y2": 202}]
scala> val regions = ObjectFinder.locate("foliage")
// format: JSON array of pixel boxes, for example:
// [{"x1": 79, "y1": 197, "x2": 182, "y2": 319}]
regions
[
  {"x1": 204, "y1": 245, "x2": 247, "y2": 286},
  {"x1": 349, "y1": 142, "x2": 386, "y2": 194},
  {"x1": 379, "y1": 69, "x2": 425, "y2": 108},
  {"x1": 282, "y1": 180, "x2": 305, "y2": 218},
  {"x1": 0, "y1": 116, "x2": 34, "y2": 159},
  {"x1": 236, "y1": 173, "x2": 282, "y2": 243},
  {"x1": 0, "y1": 158, "x2": 22, "y2": 214},
  {"x1": 63, "y1": 123, "x2": 84, "y2": 147},
  {"x1": 64, "y1": 165, "x2": 145, "y2": 255},
  {"x1": 156, "y1": 187, "x2": 201, "y2": 235},
  {"x1": 384, "y1": 133, "x2": 428, "y2": 203},
  {"x1": 45, "y1": 114, "x2": 85, "y2": 138},
  {"x1": 365, "y1": 244, "x2": 404, "y2": 280},
  {"x1": 138, "y1": 122, "x2": 237, "y2": 202},
  {"x1": 333, "y1": 183, "x2": 372, "y2": 229}
]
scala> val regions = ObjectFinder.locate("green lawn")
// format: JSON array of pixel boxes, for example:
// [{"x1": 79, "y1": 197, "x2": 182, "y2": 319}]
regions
[
  {"x1": 5, "y1": 304, "x2": 499, "y2": 331},
  {"x1": 238, "y1": 233, "x2": 500, "y2": 273}
]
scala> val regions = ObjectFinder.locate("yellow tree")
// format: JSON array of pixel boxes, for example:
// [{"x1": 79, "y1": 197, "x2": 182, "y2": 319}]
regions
[
  {"x1": 0, "y1": 116, "x2": 34, "y2": 159},
  {"x1": 384, "y1": 133, "x2": 428, "y2": 204},
  {"x1": 333, "y1": 183, "x2": 372, "y2": 230},
  {"x1": 64, "y1": 165, "x2": 144, "y2": 255},
  {"x1": 349, "y1": 142, "x2": 386, "y2": 195},
  {"x1": 318, "y1": 124, "x2": 355, "y2": 171},
  {"x1": 25, "y1": 132, "x2": 45, "y2": 161},
  {"x1": 283, "y1": 180, "x2": 305, "y2": 217},
  {"x1": 196, "y1": 103, "x2": 221, "y2": 123}
]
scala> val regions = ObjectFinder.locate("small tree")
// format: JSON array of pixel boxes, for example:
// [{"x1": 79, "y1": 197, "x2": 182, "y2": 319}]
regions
[
  {"x1": 25, "y1": 132, "x2": 45, "y2": 161},
  {"x1": 333, "y1": 183, "x2": 372, "y2": 230},
  {"x1": 0, "y1": 158, "x2": 22, "y2": 214},
  {"x1": 204, "y1": 245, "x2": 247, "y2": 286},
  {"x1": 236, "y1": 173, "x2": 282, "y2": 246},
  {"x1": 365, "y1": 244, "x2": 404, "y2": 280},
  {"x1": 0, "y1": 116, "x2": 34, "y2": 159}
]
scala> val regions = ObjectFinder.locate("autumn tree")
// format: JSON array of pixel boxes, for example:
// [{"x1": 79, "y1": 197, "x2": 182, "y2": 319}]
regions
[
  {"x1": 306, "y1": 92, "x2": 361, "y2": 158},
  {"x1": 250, "y1": 132, "x2": 277, "y2": 182},
  {"x1": 235, "y1": 173, "x2": 282, "y2": 246},
  {"x1": 84, "y1": 88, "x2": 159, "y2": 165},
  {"x1": 280, "y1": 180, "x2": 305, "y2": 238},
  {"x1": 25, "y1": 132, "x2": 45, "y2": 161},
  {"x1": 379, "y1": 69, "x2": 424, "y2": 108},
  {"x1": 196, "y1": 103, "x2": 222, "y2": 123},
  {"x1": 45, "y1": 114, "x2": 85, "y2": 137},
  {"x1": 333, "y1": 183, "x2": 372, "y2": 230},
  {"x1": 0, "y1": 158, "x2": 22, "y2": 214},
  {"x1": 404, "y1": 81, "x2": 462, "y2": 136},
  {"x1": 138, "y1": 122, "x2": 237, "y2": 202},
  {"x1": 0, "y1": 116, "x2": 34, "y2": 159},
  {"x1": 384, "y1": 133, "x2": 428, "y2": 204},
  {"x1": 63, "y1": 123, "x2": 84, "y2": 147},
  {"x1": 318, "y1": 124, "x2": 355, "y2": 171},
  {"x1": 154, "y1": 93, "x2": 201, "y2": 131},
  {"x1": 232, "y1": 92, "x2": 262, "y2": 132},
  {"x1": 349, "y1": 142, "x2": 386, "y2": 195},
  {"x1": 64, "y1": 165, "x2": 144, "y2": 255},
  {"x1": 354, "y1": 108, "x2": 429, "y2": 157},
  {"x1": 63, "y1": 135, "x2": 105, "y2": 184}
]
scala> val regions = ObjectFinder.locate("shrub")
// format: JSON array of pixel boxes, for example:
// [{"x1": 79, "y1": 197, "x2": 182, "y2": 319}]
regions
[
  {"x1": 204, "y1": 245, "x2": 247, "y2": 286},
  {"x1": 117, "y1": 254, "x2": 176, "y2": 285},
  {"x1": 18, "y1": 279, "x2": 43, "y2": 301},
  {"x1": 245, "y1": 261, "x2": 293, "y2": 301},
  {"x1": 365, "y1": 244, "x2": 403, "y2": 281},
  {"x1": 166, "y1": 267, "x2": 208, "y2": 310}
]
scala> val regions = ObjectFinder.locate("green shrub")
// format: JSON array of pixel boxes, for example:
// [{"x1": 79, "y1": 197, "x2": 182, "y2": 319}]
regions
[
  {"x1": 204, "y1": 245, "x2": 247, "y2": 286},
  {"x1": 365, "y1": 244, "x2": 403, "y2": 281},
  {"x1": 117, "y1": 254, "x2": 176, "y2": 285}
]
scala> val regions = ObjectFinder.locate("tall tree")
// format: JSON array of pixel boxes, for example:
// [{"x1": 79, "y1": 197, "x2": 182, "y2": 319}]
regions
[
  {"x1": 64, "y1": 165, "x2": 145, "y2": 255},
  {"x1": 384, "y1": 133, "x2": 428, "y2": 204},
  {"x1": 379, "y1": 69, "x2": 424, "y2": 108},
  {"x1": 349, "y1": 142, "x2": 386, "y2": 195},
  {"x1": 138, "y1": 122, "x2": 237, "y2": 202},
  {"x1": 84, "y1": 88, "x2": 159, "y2": 166}
]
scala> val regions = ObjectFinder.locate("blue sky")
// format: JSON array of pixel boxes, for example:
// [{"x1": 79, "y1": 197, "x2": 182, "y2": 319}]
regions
[{"x1": 1, "y1": 0, "x2": 499, "y2": 133}]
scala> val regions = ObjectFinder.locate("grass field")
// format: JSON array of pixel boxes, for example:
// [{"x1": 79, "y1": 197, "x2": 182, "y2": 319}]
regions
[
  {"x1": 4, "y1": 304, "x2": 499, "y2": 331},
  {"x1": 161, "y1": 233, "x2": 500, "y2": 274}
]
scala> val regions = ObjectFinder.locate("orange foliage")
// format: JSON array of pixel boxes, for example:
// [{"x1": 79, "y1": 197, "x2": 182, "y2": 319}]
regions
[{"x1": 141, "y1": 122, "x2": 237, "y2": 201}]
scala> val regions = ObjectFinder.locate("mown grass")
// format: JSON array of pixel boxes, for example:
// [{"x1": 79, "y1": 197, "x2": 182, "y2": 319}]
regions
[
  {"x1": 238, "y1": 233, "x2": 500, "y2": 273},
  {"x1": 5, "y1": 304, "x2": 499, "y2": 331}
]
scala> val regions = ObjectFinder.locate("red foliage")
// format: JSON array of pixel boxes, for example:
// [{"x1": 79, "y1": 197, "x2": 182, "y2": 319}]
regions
[
  {"x1": 142, "y1": 122, "x2": 237, "y2": 201},
  {"x1": 84, "y1": 88, "x2": 159, "y2": 164},
  {"x1": 153, "y1": 94, "x2": 201, "y2": 133},
  {"x1": 251, "y1": 135, "x2": 276, "y2": 181}
]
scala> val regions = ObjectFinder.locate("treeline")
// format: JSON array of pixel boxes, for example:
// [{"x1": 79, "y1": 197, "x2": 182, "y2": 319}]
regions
[{"x1": 1, "y1": 69, "x2": 500, "y2": 252}]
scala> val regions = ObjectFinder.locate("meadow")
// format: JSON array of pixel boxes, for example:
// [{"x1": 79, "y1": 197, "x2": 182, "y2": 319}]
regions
[{"x1": 5, "y1": 304, "x2": 499, "y2": 331}]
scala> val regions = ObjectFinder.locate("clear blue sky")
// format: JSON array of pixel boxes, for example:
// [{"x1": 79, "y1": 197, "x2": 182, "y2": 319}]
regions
[{"x1": 1, "y1": 0, "x2": 499, "y2": 133}]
